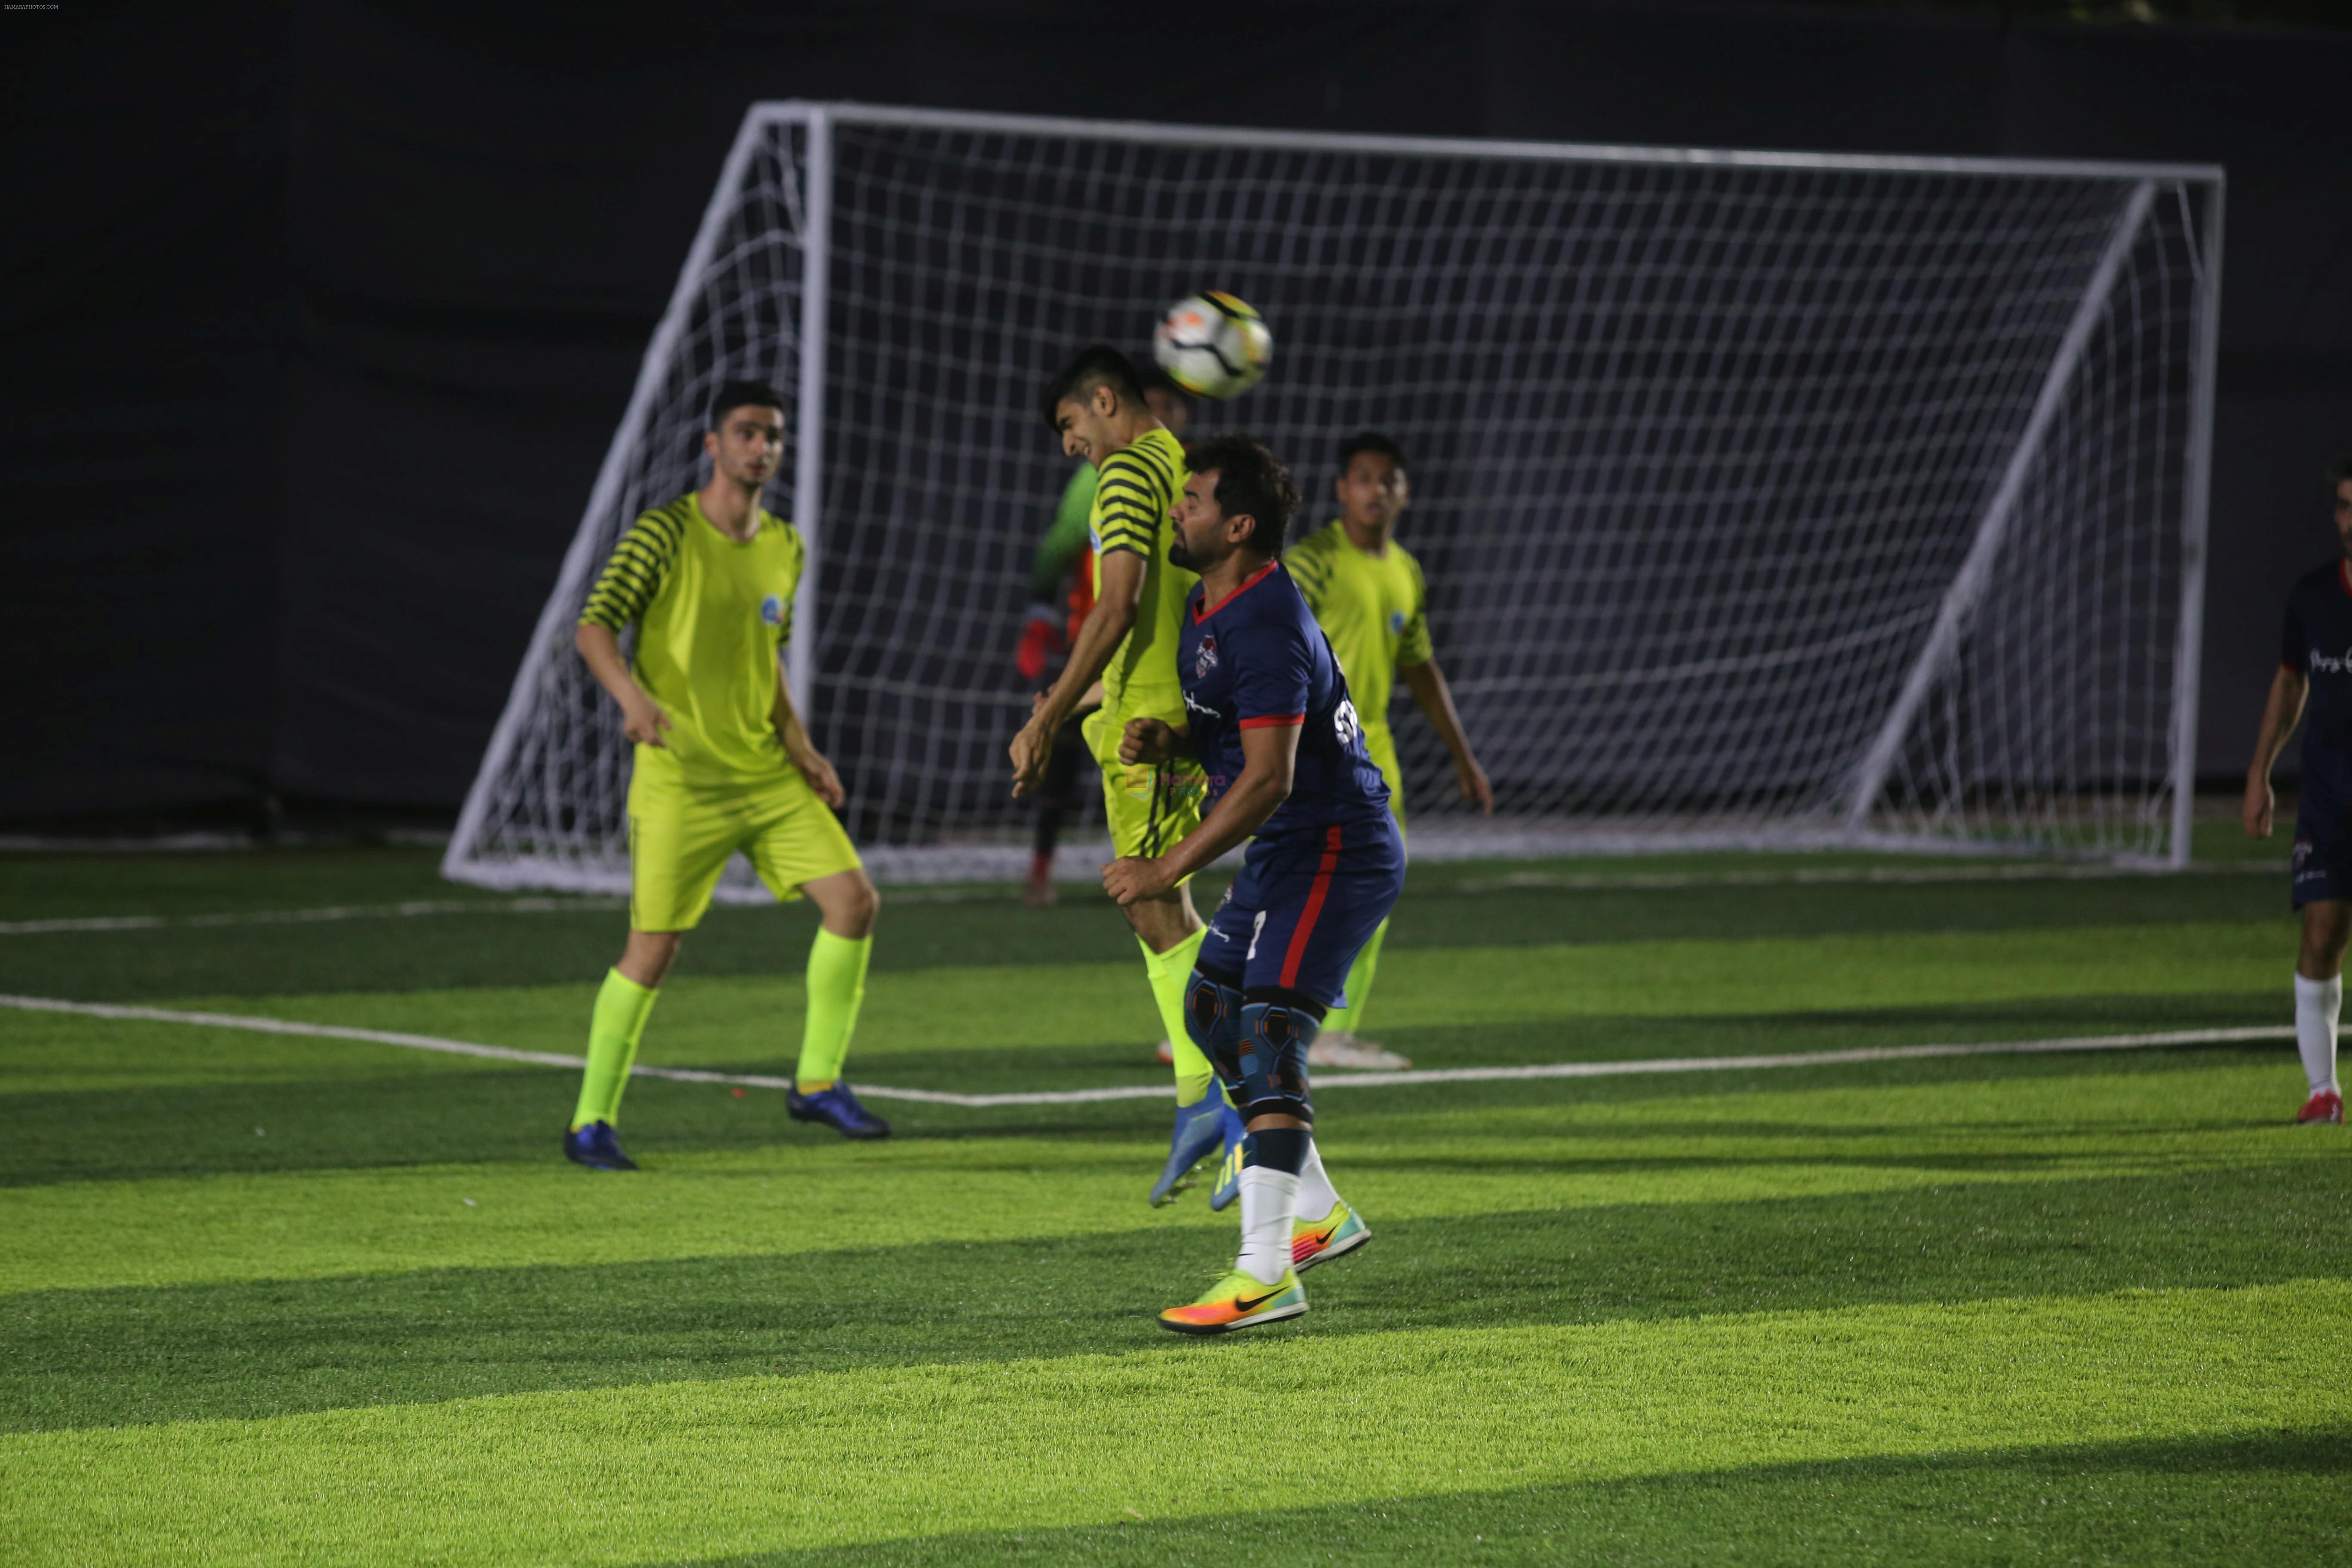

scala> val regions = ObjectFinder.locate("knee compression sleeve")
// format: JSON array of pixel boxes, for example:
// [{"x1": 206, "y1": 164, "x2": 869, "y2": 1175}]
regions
[
  {"x1": 1185, "y1": 967, "x2": 1246, "y2": 1088},
  {"x1": 1233, "y1": 989, "x2": 1323, "y2": 1123}
]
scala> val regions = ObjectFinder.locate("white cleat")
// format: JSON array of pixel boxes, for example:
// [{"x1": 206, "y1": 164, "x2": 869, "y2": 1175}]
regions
[{"x1": 1308, "y1": 1032, "x2": 1412, "y2": 1070}]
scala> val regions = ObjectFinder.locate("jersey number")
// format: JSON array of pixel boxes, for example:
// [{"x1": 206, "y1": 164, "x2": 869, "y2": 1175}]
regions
[{"x1": 1333, "y1": 698, "x2": 1362, "y2": 750}]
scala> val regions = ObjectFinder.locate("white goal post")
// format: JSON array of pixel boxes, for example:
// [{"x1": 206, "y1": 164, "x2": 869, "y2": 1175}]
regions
[{"x1": 444, "y1": 102, "x2": 2223, "y2": 896}]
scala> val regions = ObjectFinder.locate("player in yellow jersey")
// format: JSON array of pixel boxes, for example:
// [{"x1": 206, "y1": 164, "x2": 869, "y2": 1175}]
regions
[
  {"x1": 1286, "y1": 432, "x2": 1492, "y2": 1068},
  {"x1": 564, "y1": 381, "x2": 886, "y2": 1169},
  {"x1": 1010, "y1": 346, "x2": 1242, "y2": 1207}
]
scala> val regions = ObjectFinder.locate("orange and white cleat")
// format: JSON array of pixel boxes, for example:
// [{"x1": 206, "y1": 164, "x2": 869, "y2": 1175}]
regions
[{"x1": 2298, "y1": 1087, "x2": 2343, "y2": 1124}]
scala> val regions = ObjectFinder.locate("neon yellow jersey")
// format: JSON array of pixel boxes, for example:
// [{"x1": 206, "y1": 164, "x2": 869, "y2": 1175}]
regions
[
  {"x1": 1285, "y1": 519, "x2": 1433, "y2": 735},
  {"x1": 1088, "y1": 426, "x2": 1194, "y2": 725},
  {"x1": 579, "y1": 492, "x2": 804, "y2": 784}
]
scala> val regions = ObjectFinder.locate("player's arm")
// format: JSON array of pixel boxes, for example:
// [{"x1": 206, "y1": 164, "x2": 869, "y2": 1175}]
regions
[
  {"x1": 575, "y1": 515, "x2": 681, "y2": 747},
  {"x1": 1104, "y1": 723, "x2": 1299, "y2": 906},
  {"x1": 1010, "y1": 534, "x2": 1146, "y2": 795},
  {"x1": 2246, "y1": 663, "x2": 2311, "y2": 838},
  {"x1": 770, "y1": 668, "x2": 845, "y2": 808},
  {"x1": 1400, "y1": 658, "x2": 1493, "y2": 814}
]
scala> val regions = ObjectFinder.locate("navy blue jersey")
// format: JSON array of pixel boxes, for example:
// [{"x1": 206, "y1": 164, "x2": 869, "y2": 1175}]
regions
[
  {"x1": 2284, "y1": 560, "x2": 2352, "y2": 805},
  {"x1": 1177, "y1": 561, "x2": 1391, "y2": 843}
]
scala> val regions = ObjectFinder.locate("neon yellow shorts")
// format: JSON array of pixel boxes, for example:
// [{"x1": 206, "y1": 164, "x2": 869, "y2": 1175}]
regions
[
  {"x1": 1363, "y1": 723, "x2": 1407, "y2": 840},
  {"x1": 1083, "y1": 706, "x2": 1207, "y2": 861},
  {"x1": 626, "y1": 755, "x2": 863, "y2": 932}
]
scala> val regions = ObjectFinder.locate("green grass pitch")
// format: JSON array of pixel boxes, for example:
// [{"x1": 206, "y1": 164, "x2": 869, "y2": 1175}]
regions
[{"x1": 3, "y1": 824, "x2": 2347, "y2": 1565}]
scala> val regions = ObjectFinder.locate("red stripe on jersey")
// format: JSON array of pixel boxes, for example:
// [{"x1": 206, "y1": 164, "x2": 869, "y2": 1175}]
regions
[
  {"x1": 1194, "y1": 560, "x2": 1282, "y2": 623},
  {"x1": 1239, "y1": 715, "x2": 1305, "y2": 729},
  {"x1": 1279, "y1": 825, "x2": 1345, "y2": 991}
]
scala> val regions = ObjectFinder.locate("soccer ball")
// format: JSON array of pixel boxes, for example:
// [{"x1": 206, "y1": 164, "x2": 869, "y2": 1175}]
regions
[{"x1": 1153, "y1": 292, "x2": 1273, "y2": 399}]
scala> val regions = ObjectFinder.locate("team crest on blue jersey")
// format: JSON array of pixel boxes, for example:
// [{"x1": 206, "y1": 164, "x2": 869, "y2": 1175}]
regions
[
  {"x1": 1195, "y1": 634, "x2": 1219, "y2": 678},
  {"x1": 760, "y1": 594, "x2": 784, "y2": 626}
]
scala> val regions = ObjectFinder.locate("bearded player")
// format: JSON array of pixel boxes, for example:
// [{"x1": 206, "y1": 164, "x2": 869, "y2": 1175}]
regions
[
  {"x1": 2246, "y1": 454, "x2": 2352, "y2": 1125},
  {"x1": 1106, "y1": 435, "x2": 1403, "y2": 1333},
  {"x1": 1286, "y1": 432, "x2": 1492, "y2": 1068},
  {"x1": 1011, "y1": 347, "x2": 1244, "y2": 1207},
  {"x1": 565, "y1": 381, "x2": 888, "y2": 1169}
]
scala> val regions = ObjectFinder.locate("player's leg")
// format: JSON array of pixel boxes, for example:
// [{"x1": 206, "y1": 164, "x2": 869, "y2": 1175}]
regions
[
  {"x1": 1087, "y1": 709, "x2": 1238, "y2": 1201},
  {"x1": 1254, "y1": 823, "x2": 1405, "y2": 1272},
  {"x1": 747, "y1": 772, "x2": 889, "y2": 1140},
  {"x1": 1157, "y1": 934, "x2": 1316, "y2": 1334},
  {"x1": 567, "y1": 774, "x2": 733, "y2": 1169},
  {"x1": 2293, "y1": 873, "x2": 2349, "y2": 1123},
  {"x1": 1314, "y1": 726, "x2": 1408, "y2": 1070}
]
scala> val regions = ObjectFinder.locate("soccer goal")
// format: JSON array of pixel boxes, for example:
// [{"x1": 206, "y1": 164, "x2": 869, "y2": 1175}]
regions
[{"x1": 444, "y1": 102, "x2": 2224, "y2": 896}]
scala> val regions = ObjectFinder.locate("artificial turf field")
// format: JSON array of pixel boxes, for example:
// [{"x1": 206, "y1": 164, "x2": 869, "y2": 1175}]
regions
[{"x1": 3, "y1": 825, "x2": 2348, "y2": 1565}]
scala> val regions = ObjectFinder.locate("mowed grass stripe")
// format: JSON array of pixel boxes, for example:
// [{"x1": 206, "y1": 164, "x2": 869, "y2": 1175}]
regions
[
  {"x1": 646, "y1": 1428, "x2": 2349, "y2": 1568},
  {"x1": 6, "y1": 1282, "x2": 2340, "y2": 1567},
  {"x1": 10, "y1": 1160, "x2": 2346, "y2": 1436},
  {"x1": 0, "y1": 922, "x2": 2287, "y2": 1097},
  {"x1": 2, "y1": 1064, "x2": 2334, "y2": 1294}
]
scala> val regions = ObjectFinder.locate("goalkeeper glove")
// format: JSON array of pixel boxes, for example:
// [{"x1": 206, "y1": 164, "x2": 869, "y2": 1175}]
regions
[{"x1": 1015, "y1": 602, "x2": 1066, "y2": 682}]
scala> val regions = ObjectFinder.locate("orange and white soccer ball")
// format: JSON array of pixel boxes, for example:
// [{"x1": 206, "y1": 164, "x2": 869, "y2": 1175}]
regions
[{"x1": 1153, "y1": 292, "x2": 1273, "y2": 399}]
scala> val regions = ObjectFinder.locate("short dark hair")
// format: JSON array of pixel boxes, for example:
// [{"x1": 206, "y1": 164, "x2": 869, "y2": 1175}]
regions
[
  {"x1": 2331, "y1": 454, "x2": 2352, "y2": 494},
  {"x1": 1336, "y1": 431, "x2": 1409, "y2": 473},
  {"x1": 1041, "y1": 345, "x2": 1148, "y2": 430},
  {"x1": 1187, "y1": 434, "x2": 1300, "y2": 559},
  {"x1": 708, "y1": 380, "x2": 784, "y2": 432},
  {"x1": 1137, "y1": 365, "x2": 1196, "y2": 413}
]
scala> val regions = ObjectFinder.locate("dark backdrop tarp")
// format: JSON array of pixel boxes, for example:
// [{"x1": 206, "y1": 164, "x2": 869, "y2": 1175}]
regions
[{"x1": 5, "y1": 0, "x2": 2349, "y2": 820}]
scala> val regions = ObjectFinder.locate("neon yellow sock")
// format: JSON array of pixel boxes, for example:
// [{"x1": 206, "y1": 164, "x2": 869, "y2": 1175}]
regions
[
  {"x1": 573, "y1": 968, "x2": 658, "y2": 1130},
  {"x1": 1323, "y1": 916, "x2": 1390, "y2": 1037},
  {"x1": 1141, "y1": 928, "x2": 1211, "y2": 1104},
  {"x1": 795, "y1": 928, "x2": 872, "y2": 1090}
]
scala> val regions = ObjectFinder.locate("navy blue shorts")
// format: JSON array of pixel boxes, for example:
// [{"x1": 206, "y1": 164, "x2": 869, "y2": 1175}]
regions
[
  {"x1": 2294, "y1": 812, "x2": 2352, "y2": 910},
  {"x1": 1200, "y1": 815, "x2": 1405, "y2": 1009}
]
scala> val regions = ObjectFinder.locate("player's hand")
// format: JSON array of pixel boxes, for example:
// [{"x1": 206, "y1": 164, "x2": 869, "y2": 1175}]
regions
[
  {"x1": 1009, "y1": 717, "x2": 1053, "y2": 797},
  {"x1": 621, "y1": 696, "x2": 672, "y2": 748},
  {"x1": 1456, "y1": 756, "x2": 1495, "y2": 815},
  {"x1": 1121, "y1": 718, "x2": 1178, "y2": 766},
  {"x1": 793, "y1": 746, "x2": 846, "y2": 809},
  {"x1": 2245, "y1": 773, "x2": 2275, "y2": 838},
  {"x1": 1102, "y1": 854, "x2": 1174, "y2": 906}
]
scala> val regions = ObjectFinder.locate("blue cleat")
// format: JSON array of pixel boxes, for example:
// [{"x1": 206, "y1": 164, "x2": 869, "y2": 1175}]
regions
[
  {"x1": 564, "y1": 1121, "x2": 638, "y2": 1170},
  {"x1": 1208, "y1": 1101, "x2": 1246, "y2": 1211},
  {"x1": 1150, "y1": 1090, "x2": 1237, "y2": 1207},
  {"x1": 788, "y1": 1081, "x2": 891, "y2": 1140}
]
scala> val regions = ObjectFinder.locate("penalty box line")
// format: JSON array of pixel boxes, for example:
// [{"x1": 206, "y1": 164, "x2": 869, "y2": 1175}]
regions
[{"x1": 0, "y1": 993, "x2": 2292, "y2": 1108}]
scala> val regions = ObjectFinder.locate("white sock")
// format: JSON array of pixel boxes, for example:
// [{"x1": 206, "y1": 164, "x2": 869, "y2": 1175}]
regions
[
  {"x1": 1293, "y1": 1136, "x2": 1340, "y2": 1220},
  {"x1": 1235, "y1": 1167, "x2": 1301, "y2": 1285},
  {"x1": 2295, "y1": 972, "x2": 2341, "y2": 1094}
]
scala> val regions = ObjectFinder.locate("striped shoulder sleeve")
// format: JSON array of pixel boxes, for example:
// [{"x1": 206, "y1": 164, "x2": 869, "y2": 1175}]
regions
[
  {"x1": 1093, "y1": 447, "x2": 1172, "y2": 558},
  {"x1": 1286, "y1": 527, "x2": 1335, "y2": 609},
  {"x1": 579, "y1": 502, "x2": 690, "y2": 631}
]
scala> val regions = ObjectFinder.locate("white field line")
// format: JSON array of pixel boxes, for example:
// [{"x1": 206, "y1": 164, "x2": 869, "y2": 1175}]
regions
[
  {"x1": 0, "y1": 858, "x2": 2280, "y2": 937},
  {"x1": 0, "y1": 994, "x2": 2292, "y2": 1109}
]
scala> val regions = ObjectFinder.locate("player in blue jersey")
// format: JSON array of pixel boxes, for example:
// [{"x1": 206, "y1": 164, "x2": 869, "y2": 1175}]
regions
[
  {"x1": 2246, "y1": 455, "x2": 2352, "y2": 1125},
  {"x1": 1102, "y1": 434, "x2": 1406, "y2": 1334}
]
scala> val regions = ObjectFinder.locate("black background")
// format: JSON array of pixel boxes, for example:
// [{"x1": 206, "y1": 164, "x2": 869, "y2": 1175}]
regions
[{"x1": 6, "y1": 0, "x2": 2349, "y2": 824}]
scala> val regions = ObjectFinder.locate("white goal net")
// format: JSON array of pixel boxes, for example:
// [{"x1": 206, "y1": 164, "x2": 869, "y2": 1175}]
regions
[{"x1": 445, "y1": 103, "x2": 2223, "y2": 895}]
